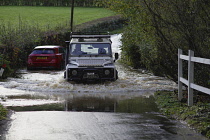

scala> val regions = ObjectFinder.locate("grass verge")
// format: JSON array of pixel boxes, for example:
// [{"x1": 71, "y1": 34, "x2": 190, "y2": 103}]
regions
[
  {"x1": 154, "y1": 91, "x2": 210, "y2": 139},
  {"x1": 0, "y1": 104, "x2": 7, "y2": 121}
]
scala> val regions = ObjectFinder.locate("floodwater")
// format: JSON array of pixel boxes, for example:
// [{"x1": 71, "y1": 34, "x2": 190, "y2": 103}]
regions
[{"x1": 0, "y1": 34, "x2": 208, "y2": 140}]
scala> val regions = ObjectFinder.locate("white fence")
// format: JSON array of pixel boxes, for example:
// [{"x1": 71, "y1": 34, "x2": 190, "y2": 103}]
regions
[{"x1": 178, "y1": 49, "x2": 210, "y2": 106}]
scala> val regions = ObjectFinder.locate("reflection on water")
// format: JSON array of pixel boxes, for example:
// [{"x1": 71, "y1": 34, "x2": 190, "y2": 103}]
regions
[
  {"x1": 116, "y1": 96, "x2": 159, "y2": 113},
  {"x1": 65, "y1": 96, "x2": 116, "y2": 112},
  {"x1": 5, "y1": 94, "x2": 157, "y2": 114}
]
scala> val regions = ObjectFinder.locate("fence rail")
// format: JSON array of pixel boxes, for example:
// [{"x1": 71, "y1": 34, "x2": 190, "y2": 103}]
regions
[{"x1": 178, "y1": 49, "x2": 210, "y2": 106}]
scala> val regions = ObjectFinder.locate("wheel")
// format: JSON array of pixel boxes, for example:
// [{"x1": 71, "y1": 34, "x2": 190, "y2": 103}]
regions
[
  {"x1": 113, "y1": 70, "x2": 118, "y2": 81},
  {"x1": 116, "y1": 70, "x2": 118, "y2": 80}
]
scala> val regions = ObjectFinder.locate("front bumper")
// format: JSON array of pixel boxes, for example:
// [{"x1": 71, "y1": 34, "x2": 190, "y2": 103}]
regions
[{"x1": 66, "y1": 68, "x2": 117, "y2": 81}]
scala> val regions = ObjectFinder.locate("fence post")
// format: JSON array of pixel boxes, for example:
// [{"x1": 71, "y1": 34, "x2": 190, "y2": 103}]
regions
[
  {"x1": 178, "y1": 49, "x2": 183, "y2": 100},
  {"x1": 188, "y1": 50, "x2": 194, "y2": 106}
]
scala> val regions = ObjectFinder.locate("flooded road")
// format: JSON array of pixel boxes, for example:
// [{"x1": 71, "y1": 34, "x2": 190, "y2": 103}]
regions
[{"x1": 0, "y1": 35, "x2": 208, "y2": 140}]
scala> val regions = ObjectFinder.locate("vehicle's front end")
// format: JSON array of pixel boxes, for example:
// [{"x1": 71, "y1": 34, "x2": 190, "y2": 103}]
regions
[{"x1": 66, "y1": 57, "x2": 118, "y2": 81}]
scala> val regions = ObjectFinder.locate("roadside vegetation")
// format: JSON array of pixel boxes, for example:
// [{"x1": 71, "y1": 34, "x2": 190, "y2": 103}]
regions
[
  {"x1": 0, "y1": 104, "x2": 7, "y2": 121},
  {"x1": 155, "y1": 91, "x2": 210, "y2": 138}
]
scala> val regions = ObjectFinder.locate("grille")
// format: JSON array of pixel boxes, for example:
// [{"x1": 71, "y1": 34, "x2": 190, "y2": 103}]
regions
[{"x1": 77, "y1": 59, "x2": 105, "y2": 66}]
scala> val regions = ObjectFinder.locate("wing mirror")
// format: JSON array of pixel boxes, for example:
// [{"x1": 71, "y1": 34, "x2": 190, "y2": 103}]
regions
[{"x1": 114, "y1": 53, "x2": 119, "y2": 62}]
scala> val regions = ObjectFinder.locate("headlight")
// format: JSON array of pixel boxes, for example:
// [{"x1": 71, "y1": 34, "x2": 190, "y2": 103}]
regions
[
  {"x1": 72, "y1": 70, "x2": 77, "y2": 75},
  {"x1": 104, "y1": 70, "x2": 110, "y2": 75},
  {"x1": 103, "y1": 61, "x2": 113, "y2": 66},
  {"x1": 70, "y1": 63, "x2": 78, "y2": 66},
  {"x1": 70, "y1": 61, "x2": 78, "y2": 66}
]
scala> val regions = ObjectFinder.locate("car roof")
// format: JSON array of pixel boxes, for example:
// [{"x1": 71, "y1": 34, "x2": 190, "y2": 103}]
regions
[{"x1": 34, "y1": 45, "x2": 62, "y2": 49}]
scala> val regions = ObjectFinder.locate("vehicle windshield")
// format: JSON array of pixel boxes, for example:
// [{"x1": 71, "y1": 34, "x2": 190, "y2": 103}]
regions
[
  {"x1": 70, "y1": 43, "x2": 111, "y2": 56},
  {"x1": 31, "y1": 49, "x2": 55, "y2": 54}
]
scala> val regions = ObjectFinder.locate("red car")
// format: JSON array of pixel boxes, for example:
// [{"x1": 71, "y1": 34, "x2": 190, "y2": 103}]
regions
[{"x1": 27, "y1": 45, "x2": 65, "y2": 70}]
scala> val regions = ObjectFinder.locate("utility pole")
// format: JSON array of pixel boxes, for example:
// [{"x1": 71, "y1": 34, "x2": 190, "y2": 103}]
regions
[
  {"x1": 65, "y1": 0, "x2": 75, "y2": 67},
  {"x1": 70, "y1": 0, "x2": 75, "y2": 32}
]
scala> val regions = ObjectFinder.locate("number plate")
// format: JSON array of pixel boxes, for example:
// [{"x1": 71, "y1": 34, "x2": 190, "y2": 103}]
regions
[
  {"x1": 85, "y1": 73, "x2": 99, "y2": 79},
  {"x1": 87, "y1": 73, "x2": 95, "y2": 76},
  {"x1": 36, "y1": 57, "x2": 47, "y2": 59}
]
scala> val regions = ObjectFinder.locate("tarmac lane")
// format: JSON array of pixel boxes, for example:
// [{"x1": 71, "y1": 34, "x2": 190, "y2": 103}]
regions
[{"x1": 3, "y1": 111, "x2": 208, "y2": 140}]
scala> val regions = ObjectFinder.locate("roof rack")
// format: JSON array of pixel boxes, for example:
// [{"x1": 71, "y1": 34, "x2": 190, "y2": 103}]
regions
[
  {"x1": 71, "y1": 35, "x2": 111, "y2": 39},
  {"x1": 70, "y1": 32, "x2": 110, "y2": 39},
  {"x1": 71, "y1": 32, "x2": 110, "y2": 35}
]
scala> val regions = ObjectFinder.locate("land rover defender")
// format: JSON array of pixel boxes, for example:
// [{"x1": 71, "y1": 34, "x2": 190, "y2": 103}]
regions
[{"x1": 64, "y1": 33, "x2": 118, "y2": 82}]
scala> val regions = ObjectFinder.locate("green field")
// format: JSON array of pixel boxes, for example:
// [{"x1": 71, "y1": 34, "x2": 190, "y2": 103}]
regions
[{"x1": 0, "y1": 6, "x2": 116, "y2": 30}]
